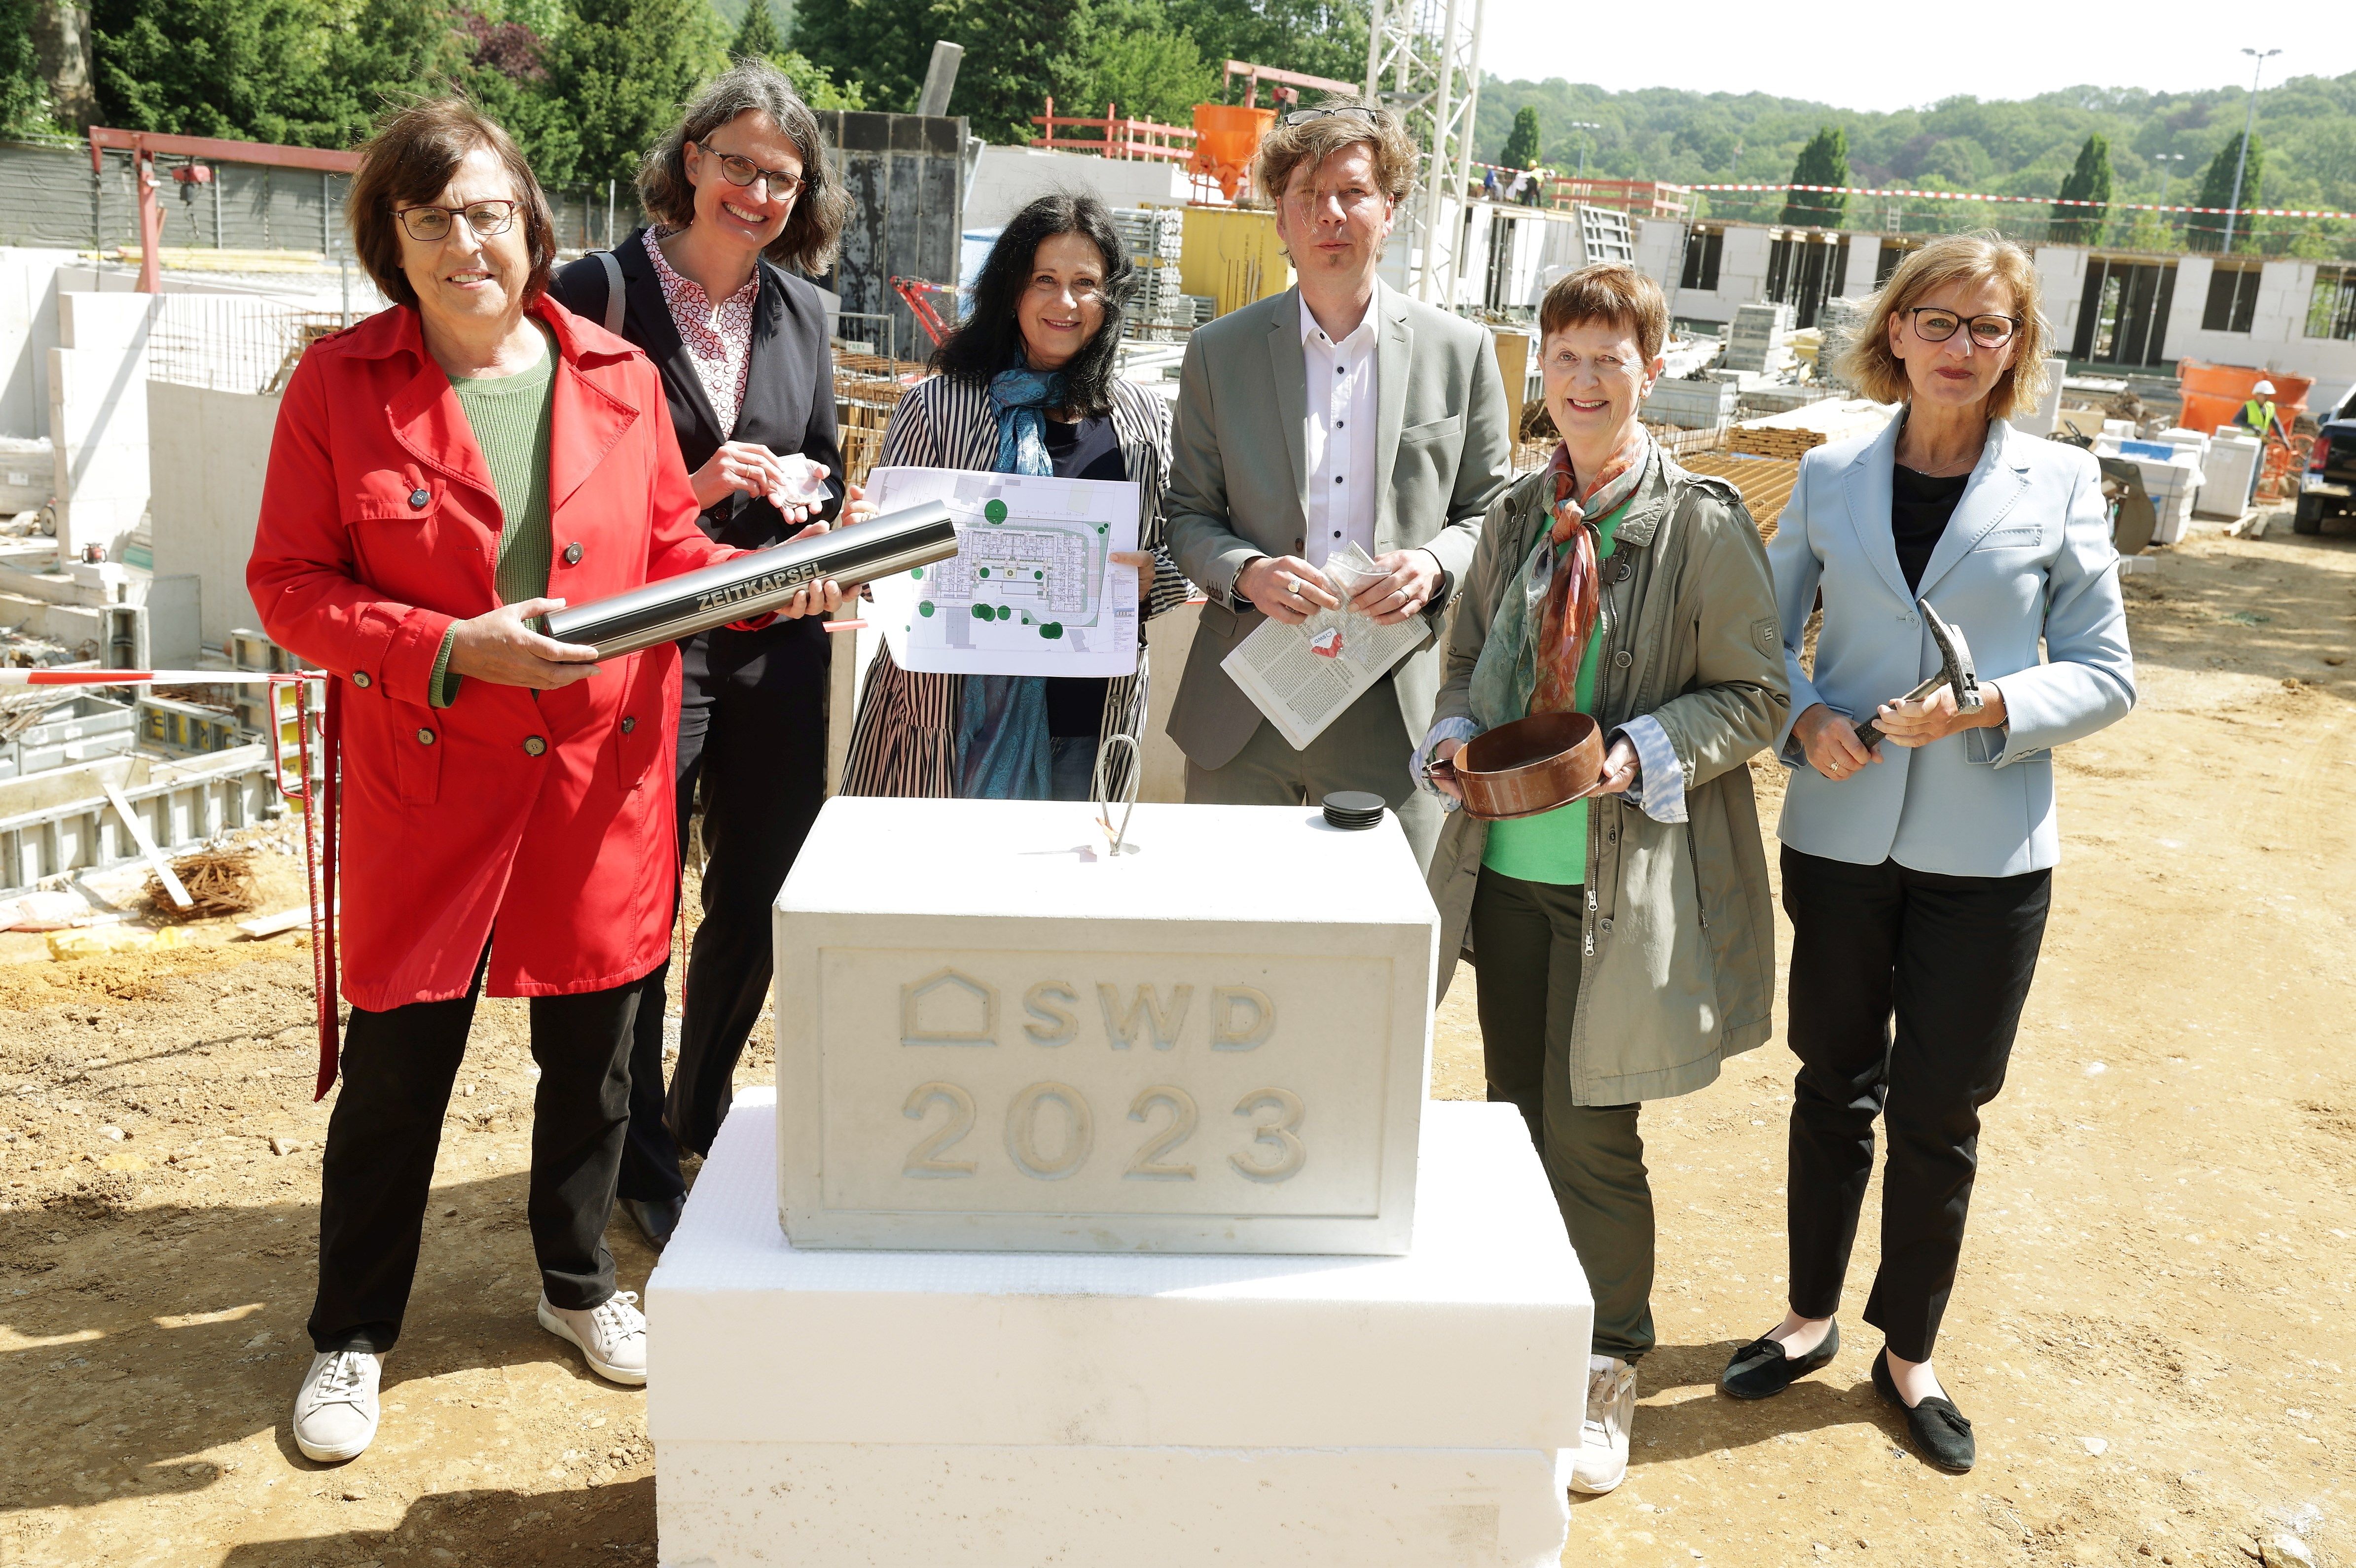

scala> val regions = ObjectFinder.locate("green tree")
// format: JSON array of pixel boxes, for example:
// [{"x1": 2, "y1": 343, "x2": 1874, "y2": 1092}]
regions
[
  {"x1": 1779, "y1": 124, "x2": 1847, "y2": 228},
  {"x1": 793, "y1": 0, "x2": 935, "y2": 117},
  {"x1": 725, "y1": 0, "x2": 864, "y2": 108},
  {"x1": 1162, "y1": 0, "x2": 1365, "y2": 102},
  {"x1": 549, "y1": 0, "x2": 725, "y2": 183},
  {"x1": 0, "y1": 0, "x2": 49, "y2": 138},
  {"x1": 91, "y1": 0, "x2": 335, "y2": 143},
  {"x1": 2048, "y1": 132, "x2": 2110, "y2": 246},
  {"x1": 1499, "y1": 104, "x2": 1541, "y2": 171},
  {"x1": 1057, "y1": 0, "x2": 1213, "y2": 127},
  {"x1": 2188, "y1": 131, "x2": 2262, "y2": 252},
  {"x1": 730, "y1": 0, "x2": 784, "y2": 60}
]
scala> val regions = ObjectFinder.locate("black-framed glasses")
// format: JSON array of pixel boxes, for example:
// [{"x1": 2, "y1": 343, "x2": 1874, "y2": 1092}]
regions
[
  {"x1": 394, "y1": 200, "x2": 519, "y2": 243},
  {"x1": 1283, "y1": 105, "x2": 1387, "y2": 128},
  {"x1": 1905, "y1": 306, "x2": 2020, "y2": 348},
  {"x1": 690, "y1": 140, "x2": 805, "y2": 199}
]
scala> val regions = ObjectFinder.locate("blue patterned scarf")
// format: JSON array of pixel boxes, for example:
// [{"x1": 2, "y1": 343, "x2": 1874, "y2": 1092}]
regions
[{"x1": 954, "y1": 362, "x2": 1068, "y2": 800}]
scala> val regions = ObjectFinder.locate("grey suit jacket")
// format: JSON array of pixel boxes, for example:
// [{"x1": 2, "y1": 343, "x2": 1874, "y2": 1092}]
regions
[
  {"x1": 1766, "y1": 415, "x2": 2136, "y2": 877},
  {"x1": 1162, "y1": 282, "x2": 1513, "y2": 770}
]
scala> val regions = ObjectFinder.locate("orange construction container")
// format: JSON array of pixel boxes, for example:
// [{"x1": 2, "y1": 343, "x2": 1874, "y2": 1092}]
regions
[
  {"x1": 1189, "y1": 104, "x2": 1275, "y2": 202},
  {"x1": 2175, "y1": 359, "x2": 2315, "y2": 435}
]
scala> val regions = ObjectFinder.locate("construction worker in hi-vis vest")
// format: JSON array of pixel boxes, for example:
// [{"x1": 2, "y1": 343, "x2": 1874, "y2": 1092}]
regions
[{"x1": 2236, "y1": 380, "x2": 2290, "y2": 449}]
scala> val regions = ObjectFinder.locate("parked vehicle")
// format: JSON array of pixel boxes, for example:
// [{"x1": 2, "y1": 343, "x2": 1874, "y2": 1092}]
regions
[{"x1": 2297, "y1": 384, "x2": 2356, "y2": 535}]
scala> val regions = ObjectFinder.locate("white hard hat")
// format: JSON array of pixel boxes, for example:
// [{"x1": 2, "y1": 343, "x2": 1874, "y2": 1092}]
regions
[{"x1": 2252, "y1": 379, "x2": 2276, "y2": 395}]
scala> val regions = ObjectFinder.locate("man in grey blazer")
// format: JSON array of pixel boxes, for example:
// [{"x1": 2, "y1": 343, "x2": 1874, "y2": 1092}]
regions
[{"x1": 1163, "y1": 101, "x2": 1513, "y2": 865}]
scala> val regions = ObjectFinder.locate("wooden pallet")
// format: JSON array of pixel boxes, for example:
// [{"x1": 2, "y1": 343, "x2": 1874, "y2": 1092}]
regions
[
  {"x1": 1727, "y1": 426, "x2": 1829, "y2": 462},
  {"x1": 1675, "y1": 454, "x2": 1801, "y2": 540}
]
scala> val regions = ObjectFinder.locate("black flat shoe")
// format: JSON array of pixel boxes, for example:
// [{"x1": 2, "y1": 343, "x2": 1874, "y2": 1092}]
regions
[
  {"x1": 1873, "y1": 1347, "x2": 1975, "y2": 1473},
  {"x1": 622, "y1": 1195, "x2": 685, "y2": 1252},
  {"x1": 1719, "y1": 1319, "x2": 1841, "y2": 1399}
]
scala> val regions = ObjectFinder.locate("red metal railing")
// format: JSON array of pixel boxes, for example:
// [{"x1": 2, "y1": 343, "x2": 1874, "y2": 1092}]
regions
[
  {"x1": 1541, "y1": 177, "x2": 1694, "y2": 220},
  {"x1": 1031, "y1": 98, "x2": 1196, "y2": 164},
  {"x1": 89, "y1": 126, "x2": 363, "y2": 293}
]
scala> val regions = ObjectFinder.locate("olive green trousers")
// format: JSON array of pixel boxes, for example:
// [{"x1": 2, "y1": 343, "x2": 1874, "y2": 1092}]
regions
[{"x1": 1468, "y1": 869, "x2": 1656, "y2": 1364}]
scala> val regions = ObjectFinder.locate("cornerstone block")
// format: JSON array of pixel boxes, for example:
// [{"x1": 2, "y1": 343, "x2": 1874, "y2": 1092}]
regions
[{"x1": 774, "y1": 799, "x2": 1438, "y2": 1252}]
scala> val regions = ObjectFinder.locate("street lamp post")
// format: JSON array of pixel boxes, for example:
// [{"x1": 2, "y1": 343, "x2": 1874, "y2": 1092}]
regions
[
  {"x1": 1568, "y1": 121, "x2": 1600, "y2": 179},
  {"x1": 2155, "y1": 151, "x2": 2184, "y2": 242},
  {"x1": 2222, "y1": 48, "x2": 2279, "y2": 254}
]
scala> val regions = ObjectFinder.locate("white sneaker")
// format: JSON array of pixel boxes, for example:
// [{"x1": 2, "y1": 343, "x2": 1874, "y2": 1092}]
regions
[
  {"x1": 291, "y1": 1349, "x2": 382, "y2": 1463},
  {"x1": 1568, "y1": 1354, "x2": 1636, "y2": 1495},
  {"x1": 538, "y1": 1290, "x2": 648, "y2": 1386}
]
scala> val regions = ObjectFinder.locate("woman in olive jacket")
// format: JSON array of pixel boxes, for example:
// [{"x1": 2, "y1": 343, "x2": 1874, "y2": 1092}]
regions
[{"x1": 1416, "y1": 264, "x2": 1787, "y2": 1495}]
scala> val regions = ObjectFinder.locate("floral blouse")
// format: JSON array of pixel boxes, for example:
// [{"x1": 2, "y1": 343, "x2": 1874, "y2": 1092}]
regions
[{"x1": 643, "y1": 226, "x2": 757, "y2": 435}]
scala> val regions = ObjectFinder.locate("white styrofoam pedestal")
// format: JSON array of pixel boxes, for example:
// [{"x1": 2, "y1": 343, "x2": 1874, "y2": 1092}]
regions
[
  {"x1": 647, "y1": 1091, "x2": 1591, "y2": 1567},
  {"x1": 656, "y1": 1442, "x2": 1570, "y2": 1566}
]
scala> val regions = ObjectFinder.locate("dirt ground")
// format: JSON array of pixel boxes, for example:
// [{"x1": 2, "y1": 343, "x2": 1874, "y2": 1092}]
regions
[{"x1": 3, "y1": 513, "x2": 2353, "y2": 1568}]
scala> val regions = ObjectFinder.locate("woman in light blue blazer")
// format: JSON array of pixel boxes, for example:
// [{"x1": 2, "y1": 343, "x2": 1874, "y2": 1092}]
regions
[{"x1": 1717, "y1": 234, "x2": 2134, "y2": 1473}]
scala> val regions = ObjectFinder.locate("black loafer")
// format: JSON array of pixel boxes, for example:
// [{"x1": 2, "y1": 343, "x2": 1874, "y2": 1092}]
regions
[
  {"x1": 1719, "y1": 1319, "x2": 1841, "y2": 1399},
  {"x1": 1873, "y1": 1347, "x2": 1975, "y2": 1472},
  {"x1": 622, "y1": 1195, "x2": 685, "y2": 1252}
]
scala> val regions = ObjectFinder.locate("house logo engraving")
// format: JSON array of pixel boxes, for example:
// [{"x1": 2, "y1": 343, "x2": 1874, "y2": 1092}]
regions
[{"x1": 900, "y1": 967, "x2": 998, "y2": 1047}]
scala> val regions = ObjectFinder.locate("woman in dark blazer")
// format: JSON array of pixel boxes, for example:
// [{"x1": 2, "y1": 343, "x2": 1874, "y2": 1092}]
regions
[{"x1": 548, "y1": 60, "x2": 861, "y2": 1248}]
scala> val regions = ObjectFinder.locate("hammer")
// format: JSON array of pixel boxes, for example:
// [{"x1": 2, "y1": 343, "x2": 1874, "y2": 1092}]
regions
[{"x1": 1853, "y1": 600, "x2": 1980, "y2": 751}]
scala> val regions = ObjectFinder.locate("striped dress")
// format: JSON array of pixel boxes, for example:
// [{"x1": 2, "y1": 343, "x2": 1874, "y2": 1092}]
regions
[{"x1": 840, "y1": 373, "x2": 1196, "y2": 800}]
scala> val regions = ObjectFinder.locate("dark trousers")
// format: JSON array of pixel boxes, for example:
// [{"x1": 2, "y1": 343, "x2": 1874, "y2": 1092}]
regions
[
  {"x1": 307, "y1": 949, "x2": 641, "y2": 1354},
  {"x1": 1469, "y1": 870, "x2": 1656, "y2": 1364},
  {"x1": 1780, "y1": 845, "x2": 2051, "y2": 1362},
  {"x1": 621, "y1": 624, "x2": 829, "y2": 1183}
]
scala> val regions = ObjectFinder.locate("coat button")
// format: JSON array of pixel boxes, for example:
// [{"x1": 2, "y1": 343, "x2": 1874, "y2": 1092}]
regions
[
  {"x1": 415, "y1": 728, "x2": 435, "y2": 745},
  {"x1": 1599, "y1": 917, "x2": 1614, "y2": 933},
  {"x1": 351, "y1": 671, "x2": 370, "y2": 688},
  {"x1": 523, "y1": 735, "x2": 547, "y2": 757},
  {"x1": 563, "y1": 541, "x2": 583, "y2": 566},
  {"x1": 408, "y1": 488, "x2": 430, "y2": 509},
  {"x1": 620, "y1": 715, "x2": 636, "y2": 734},
  {"x1": 1614, "y1": 559, "x2": 1634, "y2": 582},
  {"x1": 1613, "y1": 649, "x2": 1634, "y2": 669}
]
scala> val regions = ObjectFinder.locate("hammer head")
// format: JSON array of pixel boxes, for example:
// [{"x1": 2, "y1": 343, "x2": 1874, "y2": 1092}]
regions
[{"x1": 1919, "y1": 600, "x2": 1982, "y2": 713}]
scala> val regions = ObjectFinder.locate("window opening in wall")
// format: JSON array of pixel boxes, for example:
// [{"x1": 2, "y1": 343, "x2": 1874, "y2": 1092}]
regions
[
  {"x1": 1681, "y1": 228, "x2": 1722, "y2": 292},
  {"x1": 1766, "y1": 233, "x2": 1849, "y2": 329},
  {"x1": 1485, "y1": 215, "x2": 1517, "y2": 312},
  {"x1": 1874, "y1": 239, "x2": 1917, "y2": 288},
  {"x1": 2071, "y1": 257, "x2": 2175, "y2": 367},
  {"x1": 2203, "y1": 265, "x2": 2261, "y2": 333},
  {"x1": 2308, "y1": 266, "x2": 2356, "y2": 342}
]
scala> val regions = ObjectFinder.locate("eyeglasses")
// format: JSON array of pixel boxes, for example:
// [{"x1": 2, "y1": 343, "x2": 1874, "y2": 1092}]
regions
[
  {"x1": 1282, "y1": 105, "x2": 1387, "y2": 128},
  {"x1": 690, "y1": 141, "x2": 805, "y2": 200},
  {"x1": 394, "y1": 200, "x2": 519, "y2": 243},
  {"x1": 1904, "y1": 306, "x2": 2021, "y2": 348}
]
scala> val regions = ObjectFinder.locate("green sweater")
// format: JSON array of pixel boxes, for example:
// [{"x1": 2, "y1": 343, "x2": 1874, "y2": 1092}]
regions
[
  {"x1": 1480, "y1": 498, "x2": 1630, "y2": 886},
  {"x1": 428, "y1": 323, "x2": 558, "y2": 707}
]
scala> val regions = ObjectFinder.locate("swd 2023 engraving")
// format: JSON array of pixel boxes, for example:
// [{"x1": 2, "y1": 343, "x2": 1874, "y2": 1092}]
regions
[{"x1": 815, "y1": 949, "x2": 1395, "y2": 1218}]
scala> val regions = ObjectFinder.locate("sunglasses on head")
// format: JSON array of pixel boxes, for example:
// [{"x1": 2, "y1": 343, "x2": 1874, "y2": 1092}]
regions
[{"x1": 1282, "y1": 105, "x2": 1388, "y2": 128}]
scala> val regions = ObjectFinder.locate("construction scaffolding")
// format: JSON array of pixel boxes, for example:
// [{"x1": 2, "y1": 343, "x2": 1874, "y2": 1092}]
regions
[{"x1": 1363, "y1": 0, "x2": 1484, "y2": 306}]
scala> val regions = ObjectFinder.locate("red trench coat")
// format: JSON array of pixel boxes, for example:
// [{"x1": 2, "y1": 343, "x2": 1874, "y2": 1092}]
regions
[{"x1": 248, "y1": 296, "x2": 737, "y2": 1016}]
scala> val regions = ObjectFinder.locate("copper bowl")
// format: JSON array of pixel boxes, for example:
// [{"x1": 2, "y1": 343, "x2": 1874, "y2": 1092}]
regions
[{"x1": 1449, "y1": 711, "x2": 1605, "y2": 820}]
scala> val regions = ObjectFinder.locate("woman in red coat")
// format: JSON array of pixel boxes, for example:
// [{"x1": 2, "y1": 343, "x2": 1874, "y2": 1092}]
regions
[{"x1": 247, "y1": 100, "x2": 837, "y2": 1466}]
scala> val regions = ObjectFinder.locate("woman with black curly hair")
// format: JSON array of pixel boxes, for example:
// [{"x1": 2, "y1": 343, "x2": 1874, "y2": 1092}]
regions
[{"x1": 842, "y1": 192, "x2": 1192, "y2": 800}]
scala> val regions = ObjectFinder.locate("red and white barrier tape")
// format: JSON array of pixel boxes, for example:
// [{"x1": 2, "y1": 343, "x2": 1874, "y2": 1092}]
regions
[{"x1": 1685, "y1": 181, "x2": 2356, "y2": 221}]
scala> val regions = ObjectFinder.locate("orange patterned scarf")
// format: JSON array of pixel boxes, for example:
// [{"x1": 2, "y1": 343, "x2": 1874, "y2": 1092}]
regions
[{"x1": 1530, "y1": 433, "x2": 1650, "y2": 714}]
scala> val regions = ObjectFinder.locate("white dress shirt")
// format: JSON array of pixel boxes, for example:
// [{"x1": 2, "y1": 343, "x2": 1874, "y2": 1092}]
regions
[{"x1": 1301, "y1": 294, "x2": 1379, "y2": 574}]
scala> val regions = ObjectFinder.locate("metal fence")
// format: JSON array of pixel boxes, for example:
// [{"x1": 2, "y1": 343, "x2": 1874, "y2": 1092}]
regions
[
  {"x1": 148, "y1": 294, "x2": 344, "y2": 394},
  {"x1": 0, "y1": 139, "x2": 631, "y2": 257}
]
